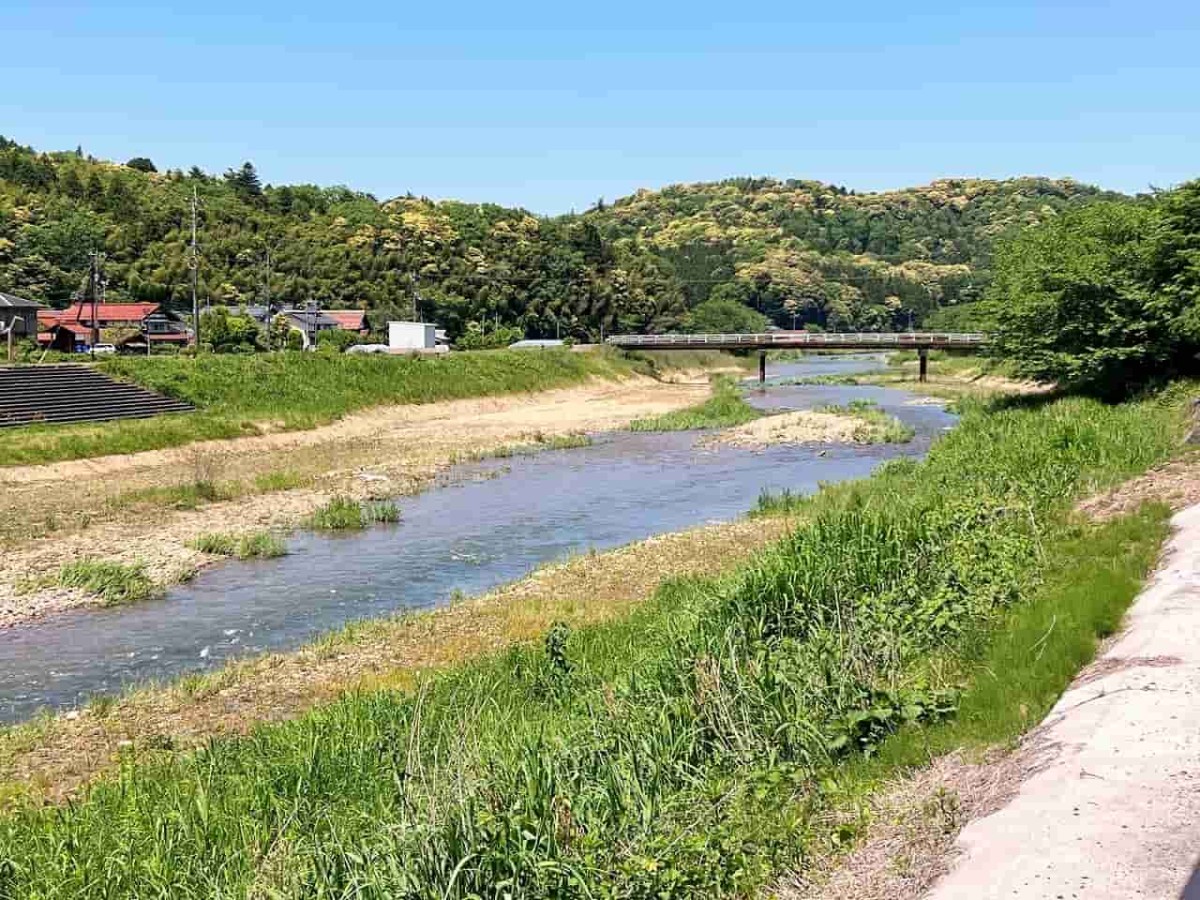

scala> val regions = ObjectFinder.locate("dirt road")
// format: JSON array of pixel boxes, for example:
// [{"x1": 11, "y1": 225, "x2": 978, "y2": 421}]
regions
[{"x1": 0, "y1": 375, "x2": 709, "y2": 627}]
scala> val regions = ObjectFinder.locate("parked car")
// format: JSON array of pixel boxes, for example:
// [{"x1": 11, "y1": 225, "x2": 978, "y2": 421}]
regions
[
  {"x1": 346, "y1": 343, "x2": 390, "y2": 355},
  {"x1": 91, "y1": 343, "x2": 117, "y2": 355}
]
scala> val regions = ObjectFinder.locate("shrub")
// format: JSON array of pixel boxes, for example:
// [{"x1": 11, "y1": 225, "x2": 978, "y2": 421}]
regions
[{"x1": 454, "y1": 321, "x2": 524, "y2": 350}]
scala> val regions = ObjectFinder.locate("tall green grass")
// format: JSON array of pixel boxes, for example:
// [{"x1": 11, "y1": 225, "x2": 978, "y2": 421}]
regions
[
  {"x1": 0, "y1": 391, "x2": 1187, "y2": 897},
  {"x1": 188, "y1": 530, "x2": 288, "y2": 560},
  {"x1": 54, "y1": 559, "x2": 161, "y2": 606},
  {"x1": 629, "y1": 376, "x2": 760, "y2": 431},
  {"x1": 308, "y1": 497, "x2": 400, "y2": 531},
  {"x1": 0, "y1": 350, "x2": 639, "y2": 466}
]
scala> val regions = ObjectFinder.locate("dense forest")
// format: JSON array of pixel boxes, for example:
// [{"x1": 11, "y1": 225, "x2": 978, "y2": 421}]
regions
[{"x1": 0, "y1": 135, "x2": 1124, "y2": 339}]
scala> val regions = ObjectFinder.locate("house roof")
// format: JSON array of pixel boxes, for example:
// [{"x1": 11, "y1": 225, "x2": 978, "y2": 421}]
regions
[
  {"x1": 0, "y1": 291, "x2": 42, "y2": 309},
  {"x1": 324, "y1": 310, "x2": 369, "y2": 330},
  {"x1": 57, "y1": 302, "x2": 162, "y2": 323}
]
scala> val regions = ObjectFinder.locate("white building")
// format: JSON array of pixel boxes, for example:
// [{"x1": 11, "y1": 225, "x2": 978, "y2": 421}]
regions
[{"x1": 387, "y1": 321, "x2": 438, "y2": 351}]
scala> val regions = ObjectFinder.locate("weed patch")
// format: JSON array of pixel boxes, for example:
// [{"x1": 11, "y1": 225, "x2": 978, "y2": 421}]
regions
[
  {"x1": 308, "y1": 497, "x2": 400, "y2": 530},
  {"x1": 55, "y1": 560, "x2": 161, "y2": 606},
  {"x1": 189, "y1": 531, "x2": 287, "y2": 559},
  {"x1": 629, "y1": 376, "x2": 759, "y2": 431}
]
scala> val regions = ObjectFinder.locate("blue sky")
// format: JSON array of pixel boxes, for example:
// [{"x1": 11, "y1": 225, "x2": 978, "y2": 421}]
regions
[{"x1": 2, "y1": 1, "x2": 1196, "y2": 212}]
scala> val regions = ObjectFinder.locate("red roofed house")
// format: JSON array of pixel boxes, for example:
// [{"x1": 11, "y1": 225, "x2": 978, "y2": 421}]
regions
[
  {"x1": 322, "y1": 309, "x2": 370, "y2": 335},
  {"x1": 39, "y1": 302, "x2": 191, "y2": 352}
]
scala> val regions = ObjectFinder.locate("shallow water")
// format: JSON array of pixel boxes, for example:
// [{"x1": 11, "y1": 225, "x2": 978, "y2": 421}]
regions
[{"x1": 0, "y1": 355, "x2": 955, "y2": 722}]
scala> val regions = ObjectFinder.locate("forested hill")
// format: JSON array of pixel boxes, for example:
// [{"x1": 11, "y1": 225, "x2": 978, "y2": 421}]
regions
[
  {"x1": 0, "y1": 135, "x2": 1123, "y2": 340},
  {"x1": 584, "y1": 177, "x2": 1125, "y2": 330}
]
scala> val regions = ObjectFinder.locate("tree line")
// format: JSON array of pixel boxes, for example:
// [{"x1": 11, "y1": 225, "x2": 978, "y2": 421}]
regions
[{"x1": 0, "y1": 135, "x2": 1124, "y2": 341}]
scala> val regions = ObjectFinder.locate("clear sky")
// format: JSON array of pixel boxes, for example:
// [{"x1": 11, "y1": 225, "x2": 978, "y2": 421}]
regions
[{"x1": 2, "y1": 1, "x2": 1196, "y2": 212}]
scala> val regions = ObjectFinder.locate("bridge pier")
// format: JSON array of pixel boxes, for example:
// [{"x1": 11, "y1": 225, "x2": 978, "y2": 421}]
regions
[
  {"x1": 759, "y1": 351, "x2": 766, "y2": 384},
  {"x1": 918, "y1": 348, "x2": 929, "y2": 382}
]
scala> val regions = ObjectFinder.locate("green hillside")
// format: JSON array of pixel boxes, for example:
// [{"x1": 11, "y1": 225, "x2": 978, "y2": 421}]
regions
[
  {"x1": 0, "y1": 136, "x2": 1125, "y2": 339},
  {"x1": 586, "y1": 176, "x2": 1126, "y2": 329}
]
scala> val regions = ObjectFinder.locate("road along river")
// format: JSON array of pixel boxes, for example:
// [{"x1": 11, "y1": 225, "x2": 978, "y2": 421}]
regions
[{"x1": 0, "y1": 355, "x2": 955, "y2": 722}]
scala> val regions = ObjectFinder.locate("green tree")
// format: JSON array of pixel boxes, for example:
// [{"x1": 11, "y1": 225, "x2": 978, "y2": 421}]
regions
[
  {"x1": 683, "y1": 297, "x2": 770, "y2": 333},
  {"x1": 225, "y1": 162, "x2": 264, "y2": 204},
  {"x1": 126, "y1": 157, "x2": 157, "y2": 173},
  {"x1": 987, "y1": 199, "x2": 1197, "y2": 394}
]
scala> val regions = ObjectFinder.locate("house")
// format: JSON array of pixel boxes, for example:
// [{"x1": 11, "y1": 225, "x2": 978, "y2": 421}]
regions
[
  {"x1": 246, "y1": 305, "x2": 371, "y2": 348},
  {"x1": 0, "y1": 291, "x2": 41, "y2": 338},
  {"x1": 323, "y1": 310, "x2": 370, "y2": 335},
  {"x1": 38, "y1": 302, "x2": 191, "y2": 352}
]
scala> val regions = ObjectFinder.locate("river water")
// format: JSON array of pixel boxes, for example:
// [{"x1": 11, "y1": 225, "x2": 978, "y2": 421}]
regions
[{"x1": 0, "y1": 355, "x2": 955, "y2": 722}]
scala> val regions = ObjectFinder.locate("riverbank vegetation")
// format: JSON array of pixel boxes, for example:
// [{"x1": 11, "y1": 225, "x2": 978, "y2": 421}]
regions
[
  {"x1": 987, "y1": 179, "x2": 1200, "y2": 395},
  {"x1": 55, "y1": 559, "x2": 162, "y2": 607},
  {"x1": 628, "y1": 376, "x2": 759, "y2": 431},
  {"x1": 188, "y1": 530, "x2": 287, "y2": 560},
  {"x1": 0, "y1": 349, "x2": 640, "y2": 466},
  {"x1": 0, "y1": 385, "x2": 1186, "y2": 896},
  {"x1": 308, "y1": 497, "x2": 400, "y2": 531}
]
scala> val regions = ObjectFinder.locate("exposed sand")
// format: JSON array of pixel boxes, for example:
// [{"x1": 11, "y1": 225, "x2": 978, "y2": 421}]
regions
[
  {"x1": 0, "y1": 376, "x2": 710, "y2": 627},
  {"x1": 714, "y1": 410, "x2": 861, "y2": 448}
]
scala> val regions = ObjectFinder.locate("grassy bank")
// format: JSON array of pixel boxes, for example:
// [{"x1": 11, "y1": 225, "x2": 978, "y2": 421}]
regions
[
  {"x1": 629, "y1": 376, "x2": 759, "y2": 431},
  {"x1": 0, "y1": 349, "x2": 640, "y2": 466},
  {"x1": 0, "y1": 390, "x2": 1187, "y2": 897}
]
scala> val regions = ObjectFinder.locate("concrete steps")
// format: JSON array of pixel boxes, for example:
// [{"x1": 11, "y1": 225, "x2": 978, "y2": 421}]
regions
[{"x1": 0, "y1": 365, "x2": 194, "y2": 428}]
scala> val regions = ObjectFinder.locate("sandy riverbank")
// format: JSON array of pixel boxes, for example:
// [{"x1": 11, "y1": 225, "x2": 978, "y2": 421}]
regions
[{"x1": 0, "y1": 376, "x2": 710, "y2": 627}]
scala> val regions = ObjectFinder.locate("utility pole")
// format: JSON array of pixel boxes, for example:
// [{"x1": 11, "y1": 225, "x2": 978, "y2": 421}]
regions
[
  {"x1": 189, "y1": 186, "x2": 200, "y2": 349},
  {"x1": 263, "y1": 246, "x2": 273, "y2": 351},
  {"x1": 410, "y1": 272, "x2": 419, "y2": 322},
  {"x1": 88, "y1": 252, "x2": 103, "y2": 358}
]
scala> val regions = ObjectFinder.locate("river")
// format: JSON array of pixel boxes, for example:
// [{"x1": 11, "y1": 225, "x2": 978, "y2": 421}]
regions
[{"x1": 0, "y1": 355, "x2": 955, "y2": 722}]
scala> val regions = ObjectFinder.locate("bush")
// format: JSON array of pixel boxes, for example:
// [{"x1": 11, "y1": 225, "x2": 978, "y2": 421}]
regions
[
  {"x1": 454, "y1": 321, "x2": 524, "y2": 350},
  {"x1": 316, "y1": 329, "x2": 360, "y2": 353},
  {"x1": 199, "y1": 306, "x2": 262, "y2": 353}
]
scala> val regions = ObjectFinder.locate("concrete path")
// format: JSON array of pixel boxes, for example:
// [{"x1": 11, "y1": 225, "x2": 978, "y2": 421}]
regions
[{"x1": 927, "y1": 502, "x2": 1200, "y2": 900}]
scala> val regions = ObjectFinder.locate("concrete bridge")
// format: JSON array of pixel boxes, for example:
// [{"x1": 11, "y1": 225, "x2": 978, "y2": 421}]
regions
[{"x1": 606, "y1": 332, "x2": 989, "y2": 381}]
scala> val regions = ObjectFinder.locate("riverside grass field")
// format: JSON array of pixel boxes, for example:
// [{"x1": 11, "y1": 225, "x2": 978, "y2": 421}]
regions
[
  {"x1": 0, "y1": 388, "x2": 1187, "y2": 897},
  {"x1": 0, "y1": 349, "x2": 641, "y2": 466}
]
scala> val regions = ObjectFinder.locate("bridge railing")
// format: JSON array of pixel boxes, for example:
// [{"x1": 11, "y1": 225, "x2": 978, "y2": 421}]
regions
[{"x1": 606, "y1": 332, "x2": 988, "y2": 349}]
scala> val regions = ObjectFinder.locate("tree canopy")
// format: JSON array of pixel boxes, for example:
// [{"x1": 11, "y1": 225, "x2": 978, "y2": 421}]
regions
[
  {"x1": 0, "y1": 135, "x2": 1127, "y2": 342},
  {"x1": 987, "y1": 182, "x2": 1200, "y2": 394}
]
